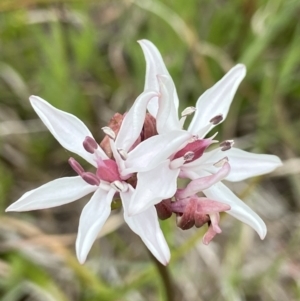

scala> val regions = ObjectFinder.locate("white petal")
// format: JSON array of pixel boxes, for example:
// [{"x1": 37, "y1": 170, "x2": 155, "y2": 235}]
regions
[
  {"x1": 188, "y1": 147, "x2": 282, "y2": 182},
  {"x1": 122, "y1": 185, "x2": 170, "y2": 265},
  {"x1": 188, "y1": 64, "x2": 246, "y2": 137},
  {"x1": 129, "y1": 160, "x2": 179, "y2": 215},
  {"x1": 123, "y1": 130, "x2": 191, "y2": 175},
  {"x1": 156, "y1": 75, "x2": 181, "y2": 134},
  {"x1": 115, "y1": 90, "x2": 158, "y2": 152},
  {"x1": 6, "y1": 176, "x2": 97, "y2": 212},
  {"x1": 138, "y1": 39, "x2": 179, "y2": 116},
  {"x1": 30, "y1": 96, "x2": 107, "y2": 167},
  {"x1": 203, "y1": 182, "x2": 267, "y2": 239},
  {"x1": 76, "y1": 188, "x2": 114, "y2": 264}
]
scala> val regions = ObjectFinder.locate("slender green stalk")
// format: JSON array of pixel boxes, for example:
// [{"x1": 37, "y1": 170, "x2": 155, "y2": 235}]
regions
[{"x1": 148, "y1": 251, "x2": 183, "y2": 301}]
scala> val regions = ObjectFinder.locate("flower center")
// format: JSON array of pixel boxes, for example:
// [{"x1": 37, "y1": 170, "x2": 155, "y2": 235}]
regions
[
  {"x1": 68, "y1": 157, "x2": 100, "y2": 186},
  {"x1": 173, "y1": 137, "x2": 213, "y2": 163},
  {"x1": 68, "y1": 136, "x2": 122, "y2": 186}
]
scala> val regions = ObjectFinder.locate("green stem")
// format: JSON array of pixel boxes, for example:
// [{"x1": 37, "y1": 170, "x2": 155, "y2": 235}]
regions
[{"x1": 148, "y1": 251, "x2": 183, "y2": 301}]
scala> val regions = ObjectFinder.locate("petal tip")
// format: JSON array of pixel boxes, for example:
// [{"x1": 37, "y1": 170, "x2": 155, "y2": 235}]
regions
[
  {"x1": 275, "y1": 157, "x2": 283, "y2": 167},
  {"x1": 29, "y1": 95, "x2": 40, "y2": 102},
  {"x1": 158, "y1": 251, "x2": 171, "y2": 266},
  {"x1": 137, "y1": 39, "x2": 150, "y2": 45},
  {"x1": 235, "y1": 63, "x2": 246, "y2": 72},
  {"x1": 5, "y1": 204, "x2": 20, "y2": 212},
  {"x1": 77, "y1": 254, "x2": 86, "y2": 265},
  {"x1": 259, "y1": 228, "x2": 267, "y2": 240},
  {"x1": 29, "y1": 95, "x2": 46, "y2": 108},
  {"x1": 254, "y1": 220, "x2": 267, "y2": 240},
  {"x1": 76, "y1": 244, "x2": 87, "y2": 264}
]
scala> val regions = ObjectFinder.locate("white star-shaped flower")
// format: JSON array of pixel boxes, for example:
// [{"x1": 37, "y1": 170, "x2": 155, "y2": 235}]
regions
[
  {"x1": 6, "y1": 91, "x2": 191, "y2": 265},
  {"x1": 128, "y1": 40, "x2": 282, "y2": 241}
]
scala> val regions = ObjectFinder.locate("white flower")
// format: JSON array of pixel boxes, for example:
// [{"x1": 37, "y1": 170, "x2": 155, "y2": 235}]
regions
[
  {"x1": 6, "y1": 92, "x2": 191, "y2": 265},
  {"x1": 128, "y1": 40, "x2": 282, "y2": 240}
]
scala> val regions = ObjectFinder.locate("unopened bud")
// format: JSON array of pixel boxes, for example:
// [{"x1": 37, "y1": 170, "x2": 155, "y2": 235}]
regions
[
  {"x1": 102, "y1": 126, "x2": 116, "y2": 140},
  {"x1": 155, "y1": 199, "x2": 172, "y2": 220},
  {"x1": 176, "y1": 198, "x2": 197, "y2": 230},
  {"x1": 194, "y1": 212, "x2": 210, "y2": 228},
  {"x1": 210, "y1": 114, "x2": 223, "y2": 125},
  {"x1": 220, "y1": 140, "x2": 234, "y2": 151}
]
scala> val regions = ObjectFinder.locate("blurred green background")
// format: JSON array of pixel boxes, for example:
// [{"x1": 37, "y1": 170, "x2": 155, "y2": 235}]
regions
[{"x1": 0, "y1": 0, "x2": 299, "y2": 300}]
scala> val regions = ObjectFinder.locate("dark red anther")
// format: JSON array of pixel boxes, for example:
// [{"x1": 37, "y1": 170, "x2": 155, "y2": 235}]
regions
[
  {"x1": 68, "y1": 157, "x2": 85, "y2": 175},
  {"x1": 220, "y1": 140, "x2": 234, "y2": 151},
  {"x1": 209, "y1": 114, "x2": 223, "y2": 125},
  {"x1": 81, "y1": 172, "x2": 100, "y2": 186},
  {"x1": 83, "y1": 136, "x2": 98, "y2": 154}
]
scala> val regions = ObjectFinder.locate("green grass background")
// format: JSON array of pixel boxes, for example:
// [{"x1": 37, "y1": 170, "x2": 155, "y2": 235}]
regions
[{"x1": 0, "y1": 0, "x2": 299, "y2": 300}]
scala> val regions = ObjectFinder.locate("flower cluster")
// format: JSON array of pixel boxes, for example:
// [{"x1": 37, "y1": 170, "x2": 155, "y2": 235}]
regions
[{"x1": 6, "y1": 40, "x2": 282, "y2": 265}]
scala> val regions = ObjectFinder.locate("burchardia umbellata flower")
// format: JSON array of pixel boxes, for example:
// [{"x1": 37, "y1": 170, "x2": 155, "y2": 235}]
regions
[
  {"x1": 129, "y1": 40, "x2": 282, "y2": 243},
  {"x1": 6, "y1": 92, "x2": 192, "y2": 265}
]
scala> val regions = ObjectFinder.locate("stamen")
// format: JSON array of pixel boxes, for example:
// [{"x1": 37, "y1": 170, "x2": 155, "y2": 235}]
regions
[
  {"x1": 210, "y1": 132, "x2": 218, "y2": 140},
  {"x1": 210, "y1": 114, "x2": 223, "y2": 125},
  {"x1": 183, "y1": 151, "x2": 194, "y2": 162},
  {"x1": 181, "y1": 106, "x2": 196, "y2": 117},
  {"x1": 81, "y1": 172, "x2": 100, "y2": 186},
  {"x1": 220, "y1": 140, "x2": 234, "y2": 151},
  {"x1": 83, "y1": 136, "x2": 98, "y2": 154},
  {"x1": 102, "y1": 126, "x2": 116, "y2": 140},
  {"x1": 170, "y1": 157, "x2": 185, "y2": 169},
  {"x1": 190, "y1": 135, "x2": 199, "y2": 142},
  {"x1": 213, "y1": 156, "x2": 229, "y2": 167},
  {"x1": 179, "y1": 108, "x2": 196, "y2": 128},
  {"x1": 111, "y1": 180, "x2": 127, "y2": 192},
  {"x1": 117, "y1": 148, "x2": 128, "y2": 160},
  {"x1": 68, "y1": 157, "x2": 84, "y2": 175}
]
